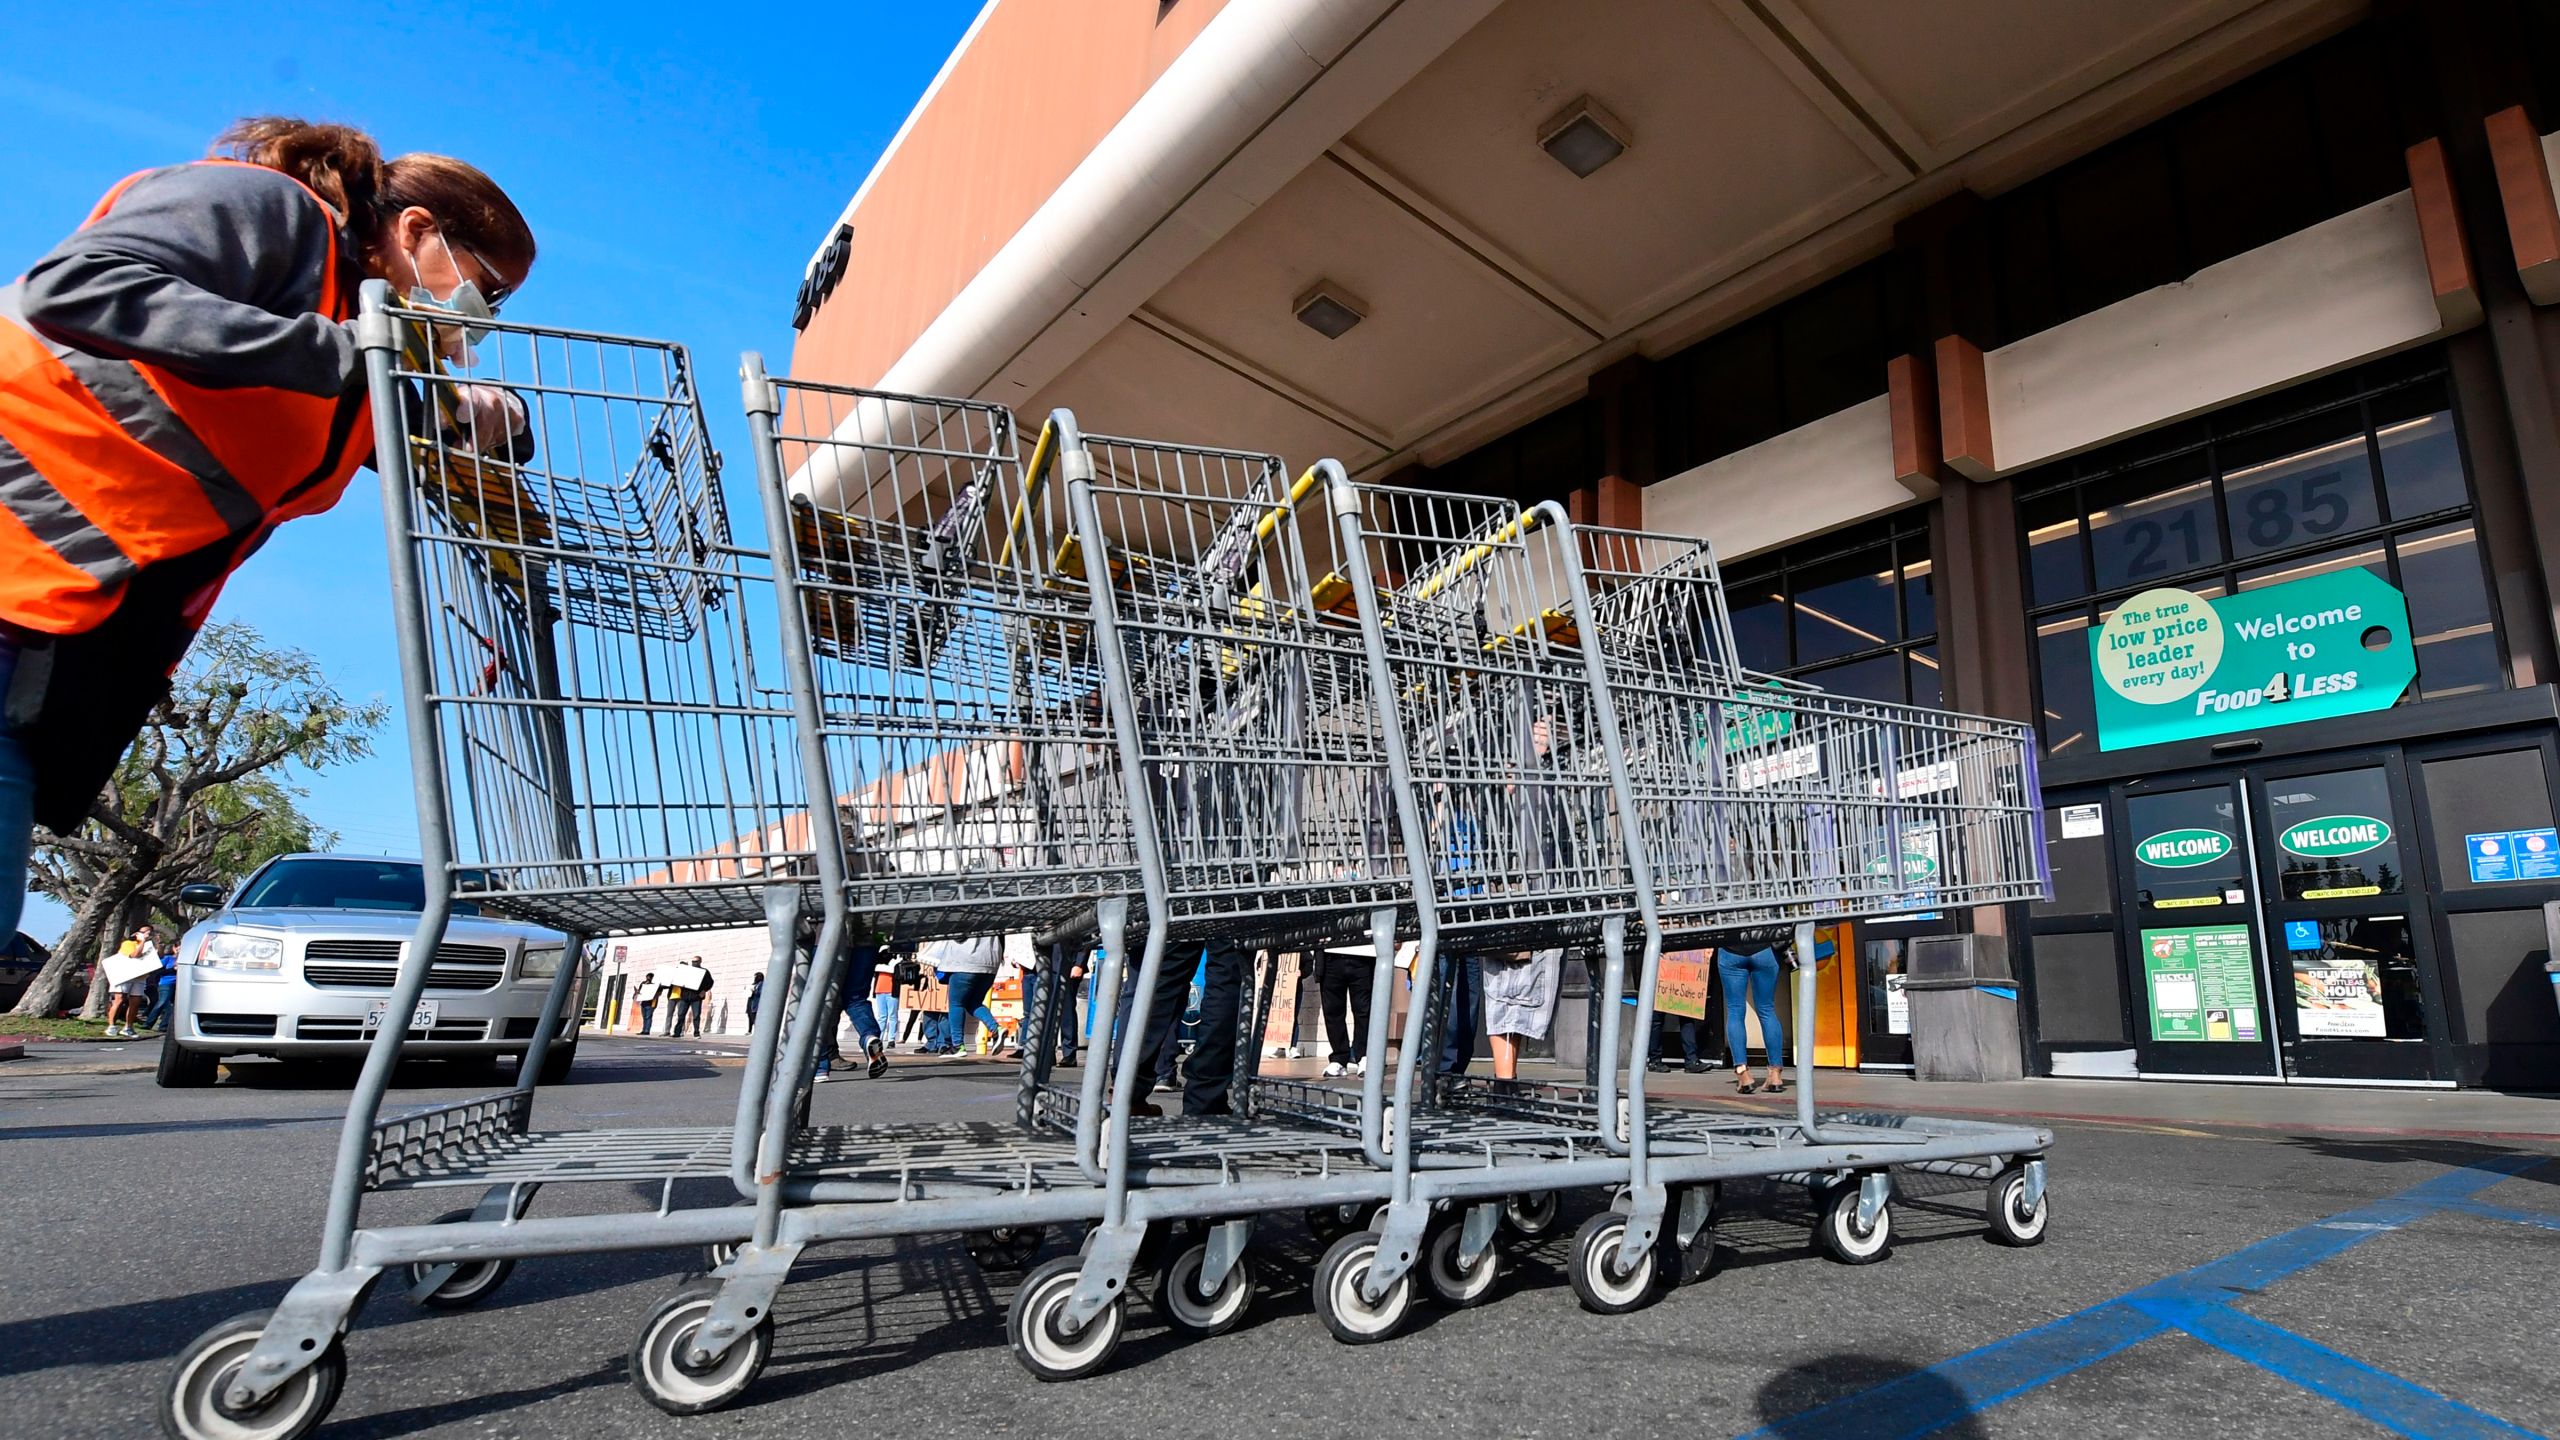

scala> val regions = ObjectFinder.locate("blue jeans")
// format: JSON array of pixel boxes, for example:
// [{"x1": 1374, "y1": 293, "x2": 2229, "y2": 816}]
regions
[
  {"x1": 144, "y1": 974, "x2": 175, "y2": 1030},
  {"x1": 815, "y1": 949, "x2": 884, "y2": 1073},
  {"x1": 0, "y1": 635, "x2": 31, "y2": 944},
  {"x1": 942, "y1": 970, "x2": 998, "y2": 1051},
  {"x1": 1435, "y1": 953, "x2": 1484, "y2": 1076},
  {"x1": 1718, "y1": 945, "x2": 1785, "y2": 1069},
  {"x1": 1020, "y1": 964, "x2": 1082, "y2": 1061}
]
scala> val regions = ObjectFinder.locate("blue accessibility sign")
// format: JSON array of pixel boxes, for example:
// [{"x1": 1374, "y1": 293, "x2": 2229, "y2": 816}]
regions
[{"x1": 2283, "y1": 920, "x2": 2323, "y2": 952}]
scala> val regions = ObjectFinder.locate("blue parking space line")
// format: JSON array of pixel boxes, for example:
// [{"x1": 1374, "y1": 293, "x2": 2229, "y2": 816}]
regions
[
  {"x1": 2448, "y1": 1201, "x2": 2560, "y2": 1233},
  {"x1": 2134, "y1": 1297, "x2": 2543, "y2": 1440},
  {"x1": 1726, "y1": 1304, "x2": 2165, "y2": 1440},
  {"x1": 1732, "y1": 1157, "x2": 2551, "y2": 1440}
]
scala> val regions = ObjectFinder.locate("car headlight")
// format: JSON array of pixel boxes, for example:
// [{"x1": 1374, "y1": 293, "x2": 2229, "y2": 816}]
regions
[
  {"x1": 518, "y1": 946, "x2": 566, "y2": 981},
  {"x1": 197, "y1": 930, "x2": 284, "y2": 973}
]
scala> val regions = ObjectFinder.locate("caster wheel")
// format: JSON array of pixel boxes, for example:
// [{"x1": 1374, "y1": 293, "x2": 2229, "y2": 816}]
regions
[
  {"x1": 1133, "y1": 1219, "x2": 1195, "y2": 1271},
  {"x1": 1304, "y1": 1202, "x2": 1366, "y2": 1246},
  {"x1": 1667, "y1": 1183, "x2": 1721, "y2": 1287},
  {"x1": 1499, "y1": 1191, "x2": 1560, "y2": 1241},
  {"x1": 966, "y1": 1225, "x2": 1047, "y2": 1272},
  {"x1": 1421, "y1": 1220, "x2": 1498, "y2": 1308},
  {"x1": 1008, "y1": 1256, "x2": 1125, "y2": 1380},
  {"x1": 1311, "y1": 1231, "x2": 1413, "y2": 1344},
  {"x1": 161, "y1": 1310, "x2": 345, "y2": 1440},
  {"x1": 629, "y1": 1279, "x2": 773, "y2": 1416},
  {"x1": 1816, "y1": 1180, "x2": 1893, "y2": 1265},
  {"x1": 405, "y1": 1209, "x2": 515, "y2": 1310},
  {"x1": 1567, "y1": 1212, "x2": 1663, "y2": 1315},
  {"x1": 1153, "y1": 1241, "x2": 1255, "y2": 1337},
  {"x1": 1986, "y1": 1165, "x2": 2049, "y2": 1248}
]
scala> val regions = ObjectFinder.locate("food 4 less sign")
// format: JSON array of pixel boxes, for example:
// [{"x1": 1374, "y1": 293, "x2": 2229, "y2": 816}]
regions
[{"x1": 2090, "y1": 569, "x2": 2416, "y2": 752}]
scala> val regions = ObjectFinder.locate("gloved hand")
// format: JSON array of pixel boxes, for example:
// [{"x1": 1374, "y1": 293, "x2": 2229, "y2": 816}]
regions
[{"x1": 449, "y1": 383, "x2": 527, "y2": 455}]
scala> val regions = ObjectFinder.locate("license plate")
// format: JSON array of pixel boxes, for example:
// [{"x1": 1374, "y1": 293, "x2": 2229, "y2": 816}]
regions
[{"x1": 365, "y1": 999, "x2": 439, "y2": 1033}]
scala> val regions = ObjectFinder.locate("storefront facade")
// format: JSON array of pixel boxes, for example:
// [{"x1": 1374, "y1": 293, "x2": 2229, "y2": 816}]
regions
[{"x1": 787, "y1": 1, "x2": 2560, "y2": 1087}]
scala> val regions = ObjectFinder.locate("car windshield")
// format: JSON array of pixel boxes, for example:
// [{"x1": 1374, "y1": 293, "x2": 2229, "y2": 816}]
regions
[{"x1": 234, "y1": 860, "x2": 482, "y2": 916}]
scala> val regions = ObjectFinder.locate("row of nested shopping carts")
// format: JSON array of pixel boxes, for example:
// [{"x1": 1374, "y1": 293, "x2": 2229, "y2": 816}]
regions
[{"x1": 160, "y1": 289, "x2": 2054, "y2": 1439}]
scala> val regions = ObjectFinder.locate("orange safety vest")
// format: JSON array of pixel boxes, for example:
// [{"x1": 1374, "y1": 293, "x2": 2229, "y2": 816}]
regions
[{"x1": 0, "y1": 159, "x2": 375, "y2": 635}]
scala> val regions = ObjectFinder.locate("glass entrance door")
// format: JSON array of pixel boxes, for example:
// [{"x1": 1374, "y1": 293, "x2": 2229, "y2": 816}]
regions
[
  {"x1": 2251, "y1": 755, "x2": 2450, "y2": 1083},
  {"x1": 2119, "y1": 778, "x2": 2284, "y2": 1079}
]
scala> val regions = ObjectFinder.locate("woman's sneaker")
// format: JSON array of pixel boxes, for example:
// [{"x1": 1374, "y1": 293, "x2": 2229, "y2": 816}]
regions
[{"x1": 1321, "y1": 1061, "x2": 1347, "y2": 1078}]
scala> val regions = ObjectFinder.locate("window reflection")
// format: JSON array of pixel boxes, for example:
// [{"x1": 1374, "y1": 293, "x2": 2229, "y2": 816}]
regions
[
  {"x1": 2087, "y1": 456, "x2": 2218, "y2": 592},
  {"x1": 1800, "y1": 652, "x2": 1901, "y2": 704},
  {"x1": 2372, "y1": 395, "x2": 2467, "y2": 519},
  {"x1": 2218, "y1": 412, "x2": 2378, "y2": 560},
  {"x1": 2036, "y1": 616, "x2": 2095, "y2": 756},
  {"x1": 2399, "y1": 521, "x2": 2500, "y2": 698},
  {"x1": 1792, "y1": 545, "x2": 1898, "y2": 666},
  {"x1": 1720, "y1": 516, "x2": 1938, "y2": 708},
  {"x1": 2023, "y1": 490, "x2": 2088, "y2": 607}
]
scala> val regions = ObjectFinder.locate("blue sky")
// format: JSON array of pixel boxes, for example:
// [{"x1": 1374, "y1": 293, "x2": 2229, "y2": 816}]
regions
[{"x1": 6, "y1": 0, "x2": 984, "y2": 941}]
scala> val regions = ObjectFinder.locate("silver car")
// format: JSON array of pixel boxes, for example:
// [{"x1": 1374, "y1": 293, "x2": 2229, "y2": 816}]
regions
[{"x1": 157, "y1": 853, "x2": 582, "y2": 1088}]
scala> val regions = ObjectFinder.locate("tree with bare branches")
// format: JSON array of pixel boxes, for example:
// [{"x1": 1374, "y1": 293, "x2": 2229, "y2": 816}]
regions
[{"x1": 8, "y1": 623, "x2": 385, "y2": 1018}]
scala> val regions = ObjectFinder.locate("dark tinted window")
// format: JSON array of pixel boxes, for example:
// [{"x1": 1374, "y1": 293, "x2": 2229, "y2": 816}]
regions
[{"x1": 236, "y1": 860, "x2": 482, "y2": 915}]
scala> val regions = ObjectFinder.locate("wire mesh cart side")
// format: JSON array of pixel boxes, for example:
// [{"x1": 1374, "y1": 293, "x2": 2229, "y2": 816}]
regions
[
  {"x1": 1542, "y1": 506, "x2": 2056, "y2": 1294},
  {"x1": 1289, "y1": 473, "x2": 1668, "y2": 1319}
]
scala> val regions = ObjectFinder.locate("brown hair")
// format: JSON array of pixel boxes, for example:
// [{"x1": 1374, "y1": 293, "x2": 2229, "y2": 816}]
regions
[{"x1": 212, "y1": 116, "x2": 535, "y2": 278}]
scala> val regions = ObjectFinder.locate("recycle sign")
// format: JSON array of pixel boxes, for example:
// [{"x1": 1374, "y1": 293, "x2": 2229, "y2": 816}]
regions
[{"x1": 2089, "y1": 568, "x2": 2417, "y2": 752}]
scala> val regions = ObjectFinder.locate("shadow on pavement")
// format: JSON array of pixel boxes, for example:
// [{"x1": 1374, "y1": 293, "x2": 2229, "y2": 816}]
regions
[
  {"x1": 2278, "y1": 1136, "x2": 2559, "y2": 1187},
  {"x1": 1755, "y1": 1355, "x2": 1988, "y2": 1439}
]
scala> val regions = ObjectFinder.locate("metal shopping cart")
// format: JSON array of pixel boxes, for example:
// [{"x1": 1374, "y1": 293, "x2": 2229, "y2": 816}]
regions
[
  {"x1": 757, "y1": 385, "x2": 1409, "y2": 1382},
  {"x1": 1525, "y1": 514, "x2": 2056, "y2": 1300},
  {"x1": 159, "y1": 289, "x2": 856, "y2": 1439}
]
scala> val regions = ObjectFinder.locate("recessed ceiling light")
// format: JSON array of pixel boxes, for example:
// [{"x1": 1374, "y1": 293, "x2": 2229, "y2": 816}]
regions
[
  {"x1": 1540, "y1": 96, "x2": 1629, "y2": 178},
  {"x1": 1294, "y1": 283, "x2": 1366, "y2": 339}
]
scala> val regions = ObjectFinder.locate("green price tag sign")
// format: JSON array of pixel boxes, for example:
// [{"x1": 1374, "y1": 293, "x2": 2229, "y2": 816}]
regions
[
  {"x1": 1717, "y1": 685, "x2": 1796, "y2": 755},
  {"x1": 2090, "y1": 569, "x2": 2415, "y2": 752}
]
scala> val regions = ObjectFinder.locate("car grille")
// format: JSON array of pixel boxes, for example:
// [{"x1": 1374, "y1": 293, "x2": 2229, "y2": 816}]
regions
[
  {"x1": 194, "y1": 1013, "x2": 276, "y2": 1038},
  {"x1": 299, "y1": 939, "x2": 507, "y2": 992},
  {"x1": 295, "y1": 1016, "x2": 493, "y2": 1042}
]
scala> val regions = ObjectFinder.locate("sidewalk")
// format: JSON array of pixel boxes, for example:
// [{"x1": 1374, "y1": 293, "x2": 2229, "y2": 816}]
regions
[{"x1": 1253, "y1": 1054, "x2": 2560, "y2": 1141}]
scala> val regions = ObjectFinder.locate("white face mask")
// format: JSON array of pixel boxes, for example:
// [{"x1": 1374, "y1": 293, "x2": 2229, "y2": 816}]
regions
[{"x1": 405, "y1": 229, "x2": 498, "y2": 348}]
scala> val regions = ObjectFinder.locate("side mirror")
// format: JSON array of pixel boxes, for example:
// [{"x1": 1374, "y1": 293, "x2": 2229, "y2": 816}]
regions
[
  {"x1": 455, "y1": 872, "x2": 492, "y2": 895},
  {"x1": 177, "y1": 883, "x2": 225, "y2": 908}
]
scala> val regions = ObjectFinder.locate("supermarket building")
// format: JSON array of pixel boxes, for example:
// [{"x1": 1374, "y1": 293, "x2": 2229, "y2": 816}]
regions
[{"x1": 783, "y1": 0, "x2": 2560, "y2": 1091}]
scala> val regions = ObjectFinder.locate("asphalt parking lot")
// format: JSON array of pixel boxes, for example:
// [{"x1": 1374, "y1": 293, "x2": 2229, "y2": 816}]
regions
[{"x1": 3, "y1": 1037, "x2": 2555, "y2": 1439}]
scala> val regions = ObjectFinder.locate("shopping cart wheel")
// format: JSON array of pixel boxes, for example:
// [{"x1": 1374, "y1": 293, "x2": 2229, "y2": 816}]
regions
[
  {"x1": 1304, "y1": 1201, "x2": 1380, "y2": 1245},
  {"x1": 405, "y1": 1209, "x2": 515, "y2": 1310},
  {"x1": 1567, "y1": 1213, "x2": 1663, "y2": 1315},
  {"x1": 1666, "y1": 1183, "x2": 1721, "y2": 1288},
  {"x1": 1815, "y1": 1180, "x2": 1893, "y2": 1265},
  {"x1": 629, "y1": 1278, "x2": 773, "y2": 1416},
  {"x1": 1312, "y1": 1232, "x2": 1414, "y2": 1344},
  {"x1": 1985, "y1": 1165, "x2": 2049, "y2": 1247},
  {"x1": 1008, "y1": 1256, "x2": 1126, "y2": 1381},
  {"x1": 1153, "y1": 1241, "x2": 1256, "y2": 1338},
  {"x1": 160, "y1": 1310, "x2": 344, "y2": 1440},
  {"x1": 967, "y1": 1225, "x2": 1048, "y2": 1272},
  {"x1": 1499, "y1": 1191, "x2": 1560, "y2": 1241},
  {"x1": 1421, "y1": 1220, "x2": 1498, "y2": 1308}
]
